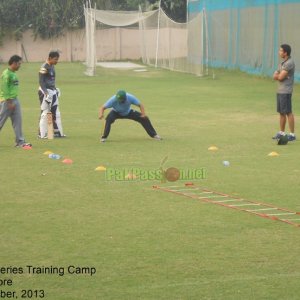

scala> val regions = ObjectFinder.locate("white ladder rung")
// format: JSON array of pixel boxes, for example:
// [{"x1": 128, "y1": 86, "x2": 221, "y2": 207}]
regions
[
  {"x1": 173, "y1": 188, "x2": 199, "y2": 192},
  {"x1": 266, "y1": 212, "x2": 295, "y2": 216},
  {"x1": 212, "y1": 199, "x2": 241, "y2": 203},
  {"x1": 198, "y1": 195, "x2": 227, "y2": 199},
  {"x1": 184, "y1": 192, "x2": 210, "y2": 195},
  {"x1": 248, "y1": 208, "x2": 275, "y2": 212},
  {"x1": 229, "y1": 203, "x2": 260, "y2": 207},
  {"x1": 192, "y1": 192, "x2": 215, "y2": 196},
  {"x1": 198, "y1": 191, "x2": 214, "y2": 194}
]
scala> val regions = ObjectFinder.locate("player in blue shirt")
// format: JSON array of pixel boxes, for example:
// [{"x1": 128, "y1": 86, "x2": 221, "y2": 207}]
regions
[{"x1": 98, "y1": 90, "x2": 162, "y2": 142}]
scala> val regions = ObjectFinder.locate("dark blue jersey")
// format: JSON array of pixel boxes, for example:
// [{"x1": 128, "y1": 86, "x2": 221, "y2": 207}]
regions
[{"x1": 39, "y1": 62, "x2": 56, "y2": 93}]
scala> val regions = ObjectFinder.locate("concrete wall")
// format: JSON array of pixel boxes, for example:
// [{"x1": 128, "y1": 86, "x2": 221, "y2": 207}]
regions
[
  {"x1": 0, "y1": 28, "x2": 141, "y2": 63},
  {"x1": 96, "y1": 28, "x2": 141, "y2": 61}
]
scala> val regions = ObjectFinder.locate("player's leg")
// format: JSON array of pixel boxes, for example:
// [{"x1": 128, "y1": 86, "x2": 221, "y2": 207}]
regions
[
  {"x1": 37, "y1": 90, "x2": 44, "y2": 137},
  {"x1": 10, "y1": 98, "x2": 26, "y2": 146},
  {"x1": 53, "y1": 106, "x2": 65, "y2": 137},
  {"x1": 0, "y1": 100, "x2": 10, "y2": 131},
  {"x1": 126, "y1": 110, "x2": 160, "y2": 138},
  {"x1": 51, "y1": 104, "x2": 58, "y2": 135},
  {"x1": 51, "y1": 92, "x2": 65, "y2": 137},
  {"x1": 101, "y1": 110, "x2": 120, "y2": 140},
  {"x1": 273, "y1": 94, "x2": 287, "y2": 139},
  {"x1": 51, "y1": 94, "x2": 65, "y2": 138},
  {"x1": 280, "y1": 113, "x2": 287, "y2": 132},
  {"x1": 39, "y1": 92, "x2": 53, "y2": 138},
  {"x1": 287, "y1": 113, "x2": 295, "y2": 133},
  {"x1": 286, "y1": 94, "x2": 296, "y2": 141}
]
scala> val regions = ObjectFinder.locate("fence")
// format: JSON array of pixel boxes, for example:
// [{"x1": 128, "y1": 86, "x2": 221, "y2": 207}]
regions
[{"x1": 188, "y1": 0, "x2": 300, "y2": 80}]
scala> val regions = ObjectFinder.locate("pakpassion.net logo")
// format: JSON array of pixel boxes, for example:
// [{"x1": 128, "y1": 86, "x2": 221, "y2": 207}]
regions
[{"x1": 105, "y1": 157, "x2": 206, "y2": 182}]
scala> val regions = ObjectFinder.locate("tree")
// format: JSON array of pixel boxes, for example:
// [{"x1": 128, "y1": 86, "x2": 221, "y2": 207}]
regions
[
  {"x1": 0, "y1": 0, "x2": 187, "y2": 44},
  {"x1": 160, "y1": 0, "x2": 186, "y2": 22},
  {"x1": 0, "y1": 0, "x2": 82, "y2": 43}
]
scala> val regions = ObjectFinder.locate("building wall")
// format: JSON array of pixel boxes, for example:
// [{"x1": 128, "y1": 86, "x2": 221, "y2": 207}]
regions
[{"x1": 0, "y1": 28, "x2": 141, "y2": 63}]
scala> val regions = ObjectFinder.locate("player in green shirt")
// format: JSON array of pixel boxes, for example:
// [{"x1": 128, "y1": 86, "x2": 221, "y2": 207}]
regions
[{"x1": 0, "y1": 55, "x2": 31, "y2": 147}]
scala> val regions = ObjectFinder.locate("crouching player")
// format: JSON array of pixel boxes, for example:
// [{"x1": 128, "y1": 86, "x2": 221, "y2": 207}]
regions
[
  {"x1": 99, "y1": 90, "x2": 162, "y2": 142},
  {"x1": 38, "y1": 51, "x2": 65, "y2": 138}
]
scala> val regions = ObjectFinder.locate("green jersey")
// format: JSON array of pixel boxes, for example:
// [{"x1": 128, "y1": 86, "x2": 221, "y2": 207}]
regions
[{"x1": 0, "y1": 68, "x2": 19, "y2": 100}]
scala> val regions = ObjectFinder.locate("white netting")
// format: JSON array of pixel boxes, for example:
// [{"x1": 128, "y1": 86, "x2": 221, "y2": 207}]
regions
[
  {"x1": 93, "y1": 9, "x2": 157, "y2": 27},
  {"x1": 189, "y1": 1, "x2": 300, "y2": 79},
  {"x1": 140, "y1": 9, "x2": 204, "y2": 75},
  {"x1": 84, "y1": 5, "x2": 206, "y2": 76},
  {"x1": 84, "y1": 7, "x2": 96, "y2": 76}
]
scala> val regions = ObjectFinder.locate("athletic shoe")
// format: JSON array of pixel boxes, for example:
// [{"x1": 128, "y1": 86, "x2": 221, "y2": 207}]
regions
[
  {"x1": 100, "y1": 138, "x2": 107, "y2": 143},
  {"x1": 37, "y1": 134, "x2": 47, "y2": 139},
  {"x1": 288, "y1": 134, "x2": 296, "y2": 141},
  {"x1": 54, "y1": 133, "x2": 67, "y2": 138},
  {"x1": 153, "y1": 135, "x2": 162, "y2": 140},
  {"x1": 272, "y1": 132, "x2": 284, "y2": 140},
  {"x1": 15, "y1": 142, "x2": 32, "y2": 148}
]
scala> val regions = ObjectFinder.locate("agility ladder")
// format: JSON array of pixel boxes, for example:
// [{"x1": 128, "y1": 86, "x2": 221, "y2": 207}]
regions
[{"x1": 153, "y1": 184, "x2": 300, "y2": 228}]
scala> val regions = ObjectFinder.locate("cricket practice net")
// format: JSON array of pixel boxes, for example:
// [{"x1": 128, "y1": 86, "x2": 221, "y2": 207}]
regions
[{"x1": 84, "y1": 4, "x2": 206, "y2": 76}]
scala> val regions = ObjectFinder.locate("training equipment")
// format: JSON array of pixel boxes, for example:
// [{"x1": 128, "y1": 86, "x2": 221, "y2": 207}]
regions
[
  {"x1": 44, "y1": 151, "x2": 53, "y2": 155},
  {"x1": 268, "y1": 152, "x2": 279, "y2": 157},
  {"x1": 84, "y1": 1, "x2": 300, "y2": 79},
  {"x1": 53, "y1": 106, "x2": 64, "y2": 137},
  {"x1": 48, "y1": 154, "x2": 61, "y2": 160},
  {"x1": 277, "y1": 135, "x2": 288, "y2": 145},
  {"x1": 22, "y1": 145, "x2": 32, "y2": 150},
  {"x1": 84, "y1": 3, "x2": 205, "y2": 76},
  {"x1": 39, "y1": 110, "x2": 49, "y2": 138},
  {"x1": 39, "y1": 89, "x2": 64, "y2": 139},
  {"x1": 208, "y1": 146, "x2": 218, "y2": 151},
  {"x1": 47, "y1": 113, "x2": 54, "y2": 139},
  {"x1": 56, "y1": 87, "x2": 61, "y2": 97},
  {"x1": 95, "y1": 166, "x2": 106, "y2": 171},
  {"x1": 62, "y1": 159, "x2": 73, "y2": 164},
  {"x1": 223, "y1": 161, "x2": 230, "y2": 166},
  {"x1": 153, "y1": 184, "x2": 300, "y2": 227}
]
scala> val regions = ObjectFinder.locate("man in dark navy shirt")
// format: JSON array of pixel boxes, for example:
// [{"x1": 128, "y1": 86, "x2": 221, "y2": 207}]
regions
[{"x1": 38, "y1": 51, "x2": 65, "y2": 138}]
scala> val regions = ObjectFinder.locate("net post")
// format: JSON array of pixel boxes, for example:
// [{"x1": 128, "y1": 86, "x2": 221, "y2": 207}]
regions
[{"x1": 155, "y1": 0, "x2": 162, "y2": 68}]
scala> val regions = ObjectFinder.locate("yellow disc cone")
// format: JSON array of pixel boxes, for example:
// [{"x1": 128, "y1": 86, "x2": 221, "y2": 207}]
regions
[
  {"x1": 44, "y1": 151, "x2": 53, "y2": 155},
  {"x1": 208, "y1": 146, "x2": 218, "y2": 151},
  {"x1": 268, "y1": 151, "x2": 279, "y2": 157},
  {"x1": 95, "y1": 165, "x2": 106, "y2": 171}
]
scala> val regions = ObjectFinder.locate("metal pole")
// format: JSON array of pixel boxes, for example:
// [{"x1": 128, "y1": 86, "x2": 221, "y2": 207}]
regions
[{"x1": 155, "y1": 0, "x2": 162, "y2": 68}]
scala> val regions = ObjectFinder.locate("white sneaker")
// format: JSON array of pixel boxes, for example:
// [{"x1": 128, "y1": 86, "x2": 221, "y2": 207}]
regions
[
  {"x1": 153, "y1": 135, "x2": 162, "y2": 140},
  {"x1": 100, "y1": 138, "x2": 107, "y2": 143}
]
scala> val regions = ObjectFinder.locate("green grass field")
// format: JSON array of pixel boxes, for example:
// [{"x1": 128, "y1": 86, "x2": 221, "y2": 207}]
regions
[{"x1": 1, "y1": 62, "x2": 300, "y2": 300}]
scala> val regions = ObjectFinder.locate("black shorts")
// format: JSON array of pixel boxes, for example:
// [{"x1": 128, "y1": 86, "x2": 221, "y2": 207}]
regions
[{"x1": 277, "y1": 94, "x2": 292, "y2": 114}]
